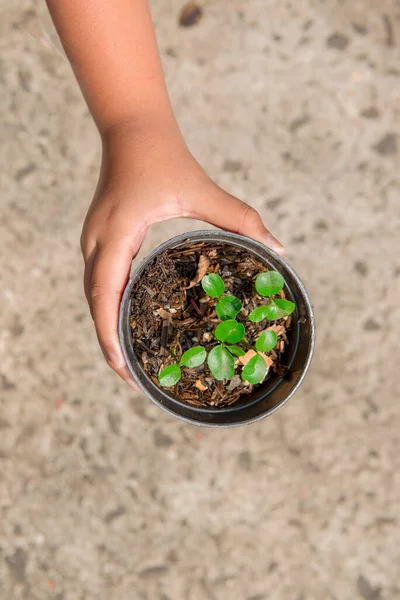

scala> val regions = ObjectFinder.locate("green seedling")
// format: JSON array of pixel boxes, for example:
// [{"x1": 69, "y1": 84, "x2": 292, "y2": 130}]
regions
[
  {"x1": 158, "y1": 346, "x2": 206, "y2": 387},
  {"x1": 249, "y1": 271, "x2": 295, "y2": 322},
  {"x1": 158, "y1": 269, "x2": 295, "y2": 388}
]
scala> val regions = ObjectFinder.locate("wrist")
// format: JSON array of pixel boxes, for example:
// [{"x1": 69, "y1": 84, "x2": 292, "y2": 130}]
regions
[
  {"x1": 101, "y1": 110, "x2": 190, "y2": 164},
  {"x1": 99, "y1": 86, "x2": 181, "y2": 140}
]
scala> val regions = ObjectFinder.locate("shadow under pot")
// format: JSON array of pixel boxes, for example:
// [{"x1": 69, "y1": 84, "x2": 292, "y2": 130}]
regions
[{"x1": 119, "y1": 230, "x2": 315, "y2": 427}]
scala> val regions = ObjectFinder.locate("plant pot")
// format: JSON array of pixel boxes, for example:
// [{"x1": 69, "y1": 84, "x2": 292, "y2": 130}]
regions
[{"x1": 119, "y1": 230, "x2": 315, "y2": 427}]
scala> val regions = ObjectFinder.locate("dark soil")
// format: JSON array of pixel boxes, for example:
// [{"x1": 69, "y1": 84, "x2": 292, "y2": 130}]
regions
[{"x1": 130, "y1": 242, "x2": 292, "y2": 408}]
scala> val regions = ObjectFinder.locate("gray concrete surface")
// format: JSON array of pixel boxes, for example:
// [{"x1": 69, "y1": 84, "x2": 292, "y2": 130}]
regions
[{"x1": 1, "y1": 0, "x2": 399, "y2": 598}]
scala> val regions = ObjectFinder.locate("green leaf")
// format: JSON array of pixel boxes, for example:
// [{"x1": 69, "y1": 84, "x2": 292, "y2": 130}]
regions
[
  {"x1": 215, "y1": 295, "x2": 242, "y2": 320},
  {"x1": 255, "y1": 271, "x2": 285, "y2": 297},
  {"x1": 256, "y1": 330, "x2": 278, "y2": 353},
  {"x1": 158, "y1": 364, "x2": 181, "y2": 387},
  {"x1": 242, "y1": 354, "x2": 267, "y2": 385},
  {"x1": 214, "y1": 319, "x2": 245, "y2": 344},
  {"x1": 207, "y1": 345, "x2": 235, "y2": 381},
  {"x1": 264, "y1": 299, "x2": 295, "y2": 320},
  {"x1": 226, "y1": 345, "x2": 246, "y2": 357},
  {"x1": 248, "y1": 306, "x2": 269, "y2": 323},
  {"x1": 201, "y1": 273, "x2": 225, "y2": 298},
  {"x1": 180, "y1": 346, "x2": 207, "y2": 368}
]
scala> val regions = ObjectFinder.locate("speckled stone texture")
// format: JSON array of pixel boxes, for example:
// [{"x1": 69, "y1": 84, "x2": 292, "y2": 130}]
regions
[{"x1": 1, "y1": 0, "x2": 399, "y2": 599}]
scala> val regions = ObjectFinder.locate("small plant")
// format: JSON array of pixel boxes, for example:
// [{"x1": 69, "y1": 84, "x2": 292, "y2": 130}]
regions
[
  {"x1": 158, "y1": 270, "x2": 295, "y2": 388},
  {"x1": 249, "y1": 271, "x2": 295, "y2": 322},
  {"x1": 158, "y1": 346, "x2": 207, "y2": 387}
]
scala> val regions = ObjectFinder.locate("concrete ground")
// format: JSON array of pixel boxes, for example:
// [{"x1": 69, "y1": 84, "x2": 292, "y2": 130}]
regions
[{"x1": 1, "y1": 0, "x2": 399, "y2": 598}]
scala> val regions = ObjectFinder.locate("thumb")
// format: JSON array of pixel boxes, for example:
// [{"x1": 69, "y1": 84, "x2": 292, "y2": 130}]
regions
[{"x1": 191, "y1": 185, "x2": 285, "y2": 254}]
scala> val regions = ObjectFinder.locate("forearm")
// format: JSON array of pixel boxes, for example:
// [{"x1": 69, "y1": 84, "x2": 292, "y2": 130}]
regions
[{"x1": 46, "y1": 0, "x2": 176, "y2": 135}]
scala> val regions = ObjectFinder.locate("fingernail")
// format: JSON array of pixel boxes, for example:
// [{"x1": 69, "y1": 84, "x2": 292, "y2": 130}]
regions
[{"x1": 265, "y1": 235, "x2": 285, "y2": 255}]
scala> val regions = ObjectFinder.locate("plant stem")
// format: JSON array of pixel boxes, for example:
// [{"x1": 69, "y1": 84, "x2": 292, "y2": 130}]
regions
[{"x1": 242, "y1": 338, "x2": 254, "y2": 350}]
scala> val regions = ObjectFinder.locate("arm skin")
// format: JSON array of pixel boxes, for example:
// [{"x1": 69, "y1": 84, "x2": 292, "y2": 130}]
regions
[
  {"x1": 46, "y1": 0, "x2": 175, "y2": 132},
  {"x1": 46, "y1": 0, "x2": 284, "y2": 390}
]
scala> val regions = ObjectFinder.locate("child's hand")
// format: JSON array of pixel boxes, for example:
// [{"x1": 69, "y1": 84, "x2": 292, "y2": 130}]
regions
[{"x1": 80, "y1": 121, "x2": 284, "y2": 389}]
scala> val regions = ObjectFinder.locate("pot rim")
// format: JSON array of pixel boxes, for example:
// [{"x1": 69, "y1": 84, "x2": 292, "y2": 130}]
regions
[{"x1": 118, "y1": 230, "x2": 315, "y2": 427}]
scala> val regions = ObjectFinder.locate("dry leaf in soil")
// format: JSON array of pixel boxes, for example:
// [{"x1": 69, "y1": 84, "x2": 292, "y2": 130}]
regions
[
  {"x1": 239, "y1": 350, "x2": 257, "y2": 366},
  {"x1": 267, "y1": 324, "x2": 285, "y2": 336},
  {"x1": 260, "y1": 353, "x2": 274, "y2": 367},
  {"x1": 227, "y1": 375, "x2": 241, "y2": 392},
  {"x1": 194, "y1": 379, "x2": 208, "y2": 392},
  {"x1": 186, "y1": 255, "x2": 210, "y2": 289},
  {"x1": 156, "y1": 308, "x2": 173, "y2": 320},
  {"x1": 239, "y1": 350, "x2": 273, "y2": 367}
]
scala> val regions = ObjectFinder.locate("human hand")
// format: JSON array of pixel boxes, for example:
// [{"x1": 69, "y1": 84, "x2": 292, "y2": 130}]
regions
[{"x1": 80, "y1": 119, "x2": 284, "y2": 390}]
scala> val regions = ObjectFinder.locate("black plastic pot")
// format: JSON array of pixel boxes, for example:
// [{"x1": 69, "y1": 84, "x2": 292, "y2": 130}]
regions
[{"x1": 119, "y1": 230, "x2": 315, "y2": 427}]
